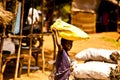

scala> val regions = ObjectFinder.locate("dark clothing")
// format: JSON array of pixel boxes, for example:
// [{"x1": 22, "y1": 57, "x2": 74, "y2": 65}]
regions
[{"x1": 55, "y1": 49, "x2": 71, "y2": 80}]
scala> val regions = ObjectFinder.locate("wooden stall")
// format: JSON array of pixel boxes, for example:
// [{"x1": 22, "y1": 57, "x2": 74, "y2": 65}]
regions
[
  {"x1": 0, "y1": 0, "x2": 56, "y2": 80},
  {"x1": 71, "y1": 11, "x2": 96, "y2": 33},
  {"x1": 71, "y1": 0, "x2": 101, "y2": 33}
]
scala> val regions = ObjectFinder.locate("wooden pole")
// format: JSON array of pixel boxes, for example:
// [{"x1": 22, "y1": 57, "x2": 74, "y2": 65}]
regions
[
  {"x1": 3, "y1": 0, "x2": 6, "y2": 9},
  {"x1": 12, "y1": 0, "x2": 18, "y2": 33},
  {"x1": 14, "y1": 0, "x2": 24, "y2": 79},
  {"x1": 0, "y1": 0, "x2": 6, "y2": 74},
  {"x1": 27, "y1": 0, "x2": 34, "y2": 76},
  {"x1": 41, "y1": 0, "x2": 45, "y2": 73},
  {"x1": 0, "y1": 23, "x2": 6, "y2": 80}
]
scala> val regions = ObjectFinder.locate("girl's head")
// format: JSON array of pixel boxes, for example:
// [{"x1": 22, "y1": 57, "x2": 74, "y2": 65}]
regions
[{"x1": 61, "y1": 38, "x2": 73, "y2": 51}]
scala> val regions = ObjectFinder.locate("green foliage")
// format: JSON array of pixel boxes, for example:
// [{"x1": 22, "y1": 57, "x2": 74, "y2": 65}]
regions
[
  {"x1": 62, "y1": 3, "x2": 71, "y2": 13},
  {"x1": 101, "y1": 37, "x2": 120, "y2": 47}
]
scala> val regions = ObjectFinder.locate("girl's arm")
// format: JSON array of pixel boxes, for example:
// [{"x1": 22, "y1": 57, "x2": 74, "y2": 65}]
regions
[{"x1": 52, "y1": 28, "x2": 62, "y2": 52}]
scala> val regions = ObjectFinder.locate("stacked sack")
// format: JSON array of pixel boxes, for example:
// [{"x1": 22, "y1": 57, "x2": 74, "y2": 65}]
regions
[{"x1": 72, "y1": 48, "x2": 119, "y2": 79}]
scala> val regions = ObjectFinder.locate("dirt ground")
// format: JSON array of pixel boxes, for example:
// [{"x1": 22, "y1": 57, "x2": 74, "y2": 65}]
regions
[{"x1": 3, "y1": 31, "x2": 120, "y2": 80}]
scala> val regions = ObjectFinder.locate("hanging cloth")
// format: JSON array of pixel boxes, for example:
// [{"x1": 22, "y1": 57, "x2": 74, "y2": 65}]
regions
[{"x1": 13, "y1": 2, "x2": 22, "y2": 34}]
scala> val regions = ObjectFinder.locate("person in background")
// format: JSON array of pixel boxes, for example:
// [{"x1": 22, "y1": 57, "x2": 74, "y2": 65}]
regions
[
  {"x1": 22, "y1": 7, "x2": 42, "y2": 47},
  {"x1": 26, "y1": 7, "x2": 40, "y2": 25},
  {"x1": 52, "y1": 28, "x2": 74, "y2": 80},
  {"x1": 102, "y1": 12, "x2": 109, "y2": 31}
]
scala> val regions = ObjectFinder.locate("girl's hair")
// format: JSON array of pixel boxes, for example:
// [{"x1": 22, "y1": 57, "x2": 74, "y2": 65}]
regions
[
  {"x1": 61, "y1": 38, "x2": 67, "y2": 43},
  {"x1": 61, "y1": 38, "x2": 73, "y2": 42},
  {"x1": 61, "y1": 38, "x2": 73, "y2": 45}
]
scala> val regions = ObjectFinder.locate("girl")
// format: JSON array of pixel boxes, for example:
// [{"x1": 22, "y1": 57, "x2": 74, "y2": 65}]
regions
[{"x1": 52, "y1": 28, "x2": 73, "y2": 80}]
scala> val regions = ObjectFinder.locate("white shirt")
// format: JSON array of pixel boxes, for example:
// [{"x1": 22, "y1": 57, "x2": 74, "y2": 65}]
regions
[{"x1": 27, "y1": 8, "x2": 40, "y2": 25}]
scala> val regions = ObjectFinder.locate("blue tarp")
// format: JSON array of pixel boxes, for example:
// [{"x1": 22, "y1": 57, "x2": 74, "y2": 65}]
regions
[{"x1": 13, "y1": 2, "x2": 21, "y2": 34}]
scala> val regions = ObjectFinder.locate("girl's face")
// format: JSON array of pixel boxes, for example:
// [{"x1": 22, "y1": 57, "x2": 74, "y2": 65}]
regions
[{"x1": 61, "y1": 40, "x2": 73, "y2": 51}]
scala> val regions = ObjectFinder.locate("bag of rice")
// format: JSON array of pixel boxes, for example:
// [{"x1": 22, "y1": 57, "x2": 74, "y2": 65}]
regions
[{"x1": 50, "y1": 19, "x2": 90, "y2": 40}]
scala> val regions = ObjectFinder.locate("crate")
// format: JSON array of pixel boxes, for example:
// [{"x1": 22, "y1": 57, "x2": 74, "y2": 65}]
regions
[{"x1": 71, "y1": 11, "x2": 96, "y2": 33}]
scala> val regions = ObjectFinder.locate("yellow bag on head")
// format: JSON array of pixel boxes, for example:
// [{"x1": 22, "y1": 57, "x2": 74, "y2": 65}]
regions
[{"x1": 51, "y1": 19, "x2": 90, "y2": 40}]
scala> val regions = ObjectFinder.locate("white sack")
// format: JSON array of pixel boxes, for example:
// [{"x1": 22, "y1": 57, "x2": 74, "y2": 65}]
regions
[
  {"x1": 75, "y1": 48, "x2": 119, "y2": 63},
  {"x1": 72, "y1": 61, "x2": 117, "y2": 79}
]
